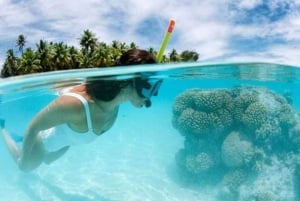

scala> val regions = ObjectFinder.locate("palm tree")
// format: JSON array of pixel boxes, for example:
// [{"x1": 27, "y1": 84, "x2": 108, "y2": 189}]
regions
[
  {"x1": 148, "y1": 47, "x2": 157, "y2": 57},
  {"x1": 111, "y1": 40, "x2": 120, "y2": 49},
  {"x1": 1, "y1": 62, "x2": 12, "y2": 77},
  {"x1": 17, "y1": 48, "x2": 41, "y2": 74},
  {"x1": 50, "y1": 42, "x2": 71, "y2": 70},
  {"x1": 69, "y1": 46, "x2": 80, "y2": 68},
  {"x1": 36, "y1": 40, "x2": 52, "y2": 71},
  {"x1": 16, "y1": 34, "x2": 26, "y2": 54},
  {"x1": 1, "y1": 49, "x2": 18, "y2": 77},
  {"x1": 130, "y1": 42, "x2": 137, "y2": 49},
  {"x1": 180, "y1": 50, "x2": 199, "y2": 62},
  {"x1": 79, "y1": 53, "x2": 95, "y2": 68},
  {"x1": 110, "y1": 40, "x2": 127, "y2": 62},
  {"x1": 79, "y1": 30, "x2": 98, "y2": 55},
  {"x1": 160, "y1": 55, "x2": 169, "y2": 63},
  {"x1": 92, "y1": 43, "x2": 110, "y2": 67},
  {"x1": 2, "y1": 49, "x2": 18, "y2": 76},
  {"x1": 169, "y1": 49, "x2": 181, "y2": 62}
]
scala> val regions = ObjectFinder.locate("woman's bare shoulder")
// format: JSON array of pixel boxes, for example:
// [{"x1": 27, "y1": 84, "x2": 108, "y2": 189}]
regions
[
  {"x1": 69, "y1": 85, "x2": 86, "y2": 93},
  {"x1": 52, "y1": 95, "x2": 84, "y2": 111}
]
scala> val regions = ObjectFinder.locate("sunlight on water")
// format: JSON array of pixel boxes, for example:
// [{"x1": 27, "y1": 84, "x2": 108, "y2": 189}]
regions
[{"x1": 0, "y1": 62, "x2": 300, "y2": 201}]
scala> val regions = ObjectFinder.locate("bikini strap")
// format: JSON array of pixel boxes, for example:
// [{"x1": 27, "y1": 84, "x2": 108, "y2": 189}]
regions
[{"x1": 62, "y1": 93, "x2": 93, "y2": 131}]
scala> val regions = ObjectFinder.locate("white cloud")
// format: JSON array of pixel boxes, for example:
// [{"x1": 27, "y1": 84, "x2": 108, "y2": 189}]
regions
[
  {"x1": 217, "y1": 42, "x2": 300, "y2": 67},
  {"x1": 238, "y1": 0, "x2": 263, "y2": 10},
  {"x1": 0, "y1": 1, "x2": 36, "y2": 39},
  {"x1": 275, "y1": 14, "x2": 300, "y2": 41},
  {"x1": 268, "y1": 44, "x2": 300, "y2": 66},
  {"x1": 0, "y1": 0, "x2": 300, "y2": 66}
]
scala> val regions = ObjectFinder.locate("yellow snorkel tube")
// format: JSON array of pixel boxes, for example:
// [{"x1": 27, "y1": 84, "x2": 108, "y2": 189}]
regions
[{"x1": 156, "y1": 19, "x2": 176, "y2": 62}]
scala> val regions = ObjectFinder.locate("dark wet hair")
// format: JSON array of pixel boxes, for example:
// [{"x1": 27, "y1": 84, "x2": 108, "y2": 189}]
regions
[
  {"x1": 116, "y1": 49, "x2": 156, "y2": 66},
  {"x1": 86, "y1": 49, "x2": 156, "y2": 101}
]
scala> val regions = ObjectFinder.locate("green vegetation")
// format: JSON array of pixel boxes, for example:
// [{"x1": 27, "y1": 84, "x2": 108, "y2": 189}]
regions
[{"x1": 1, "y1": 30, "x2": 199, "y2": 78}]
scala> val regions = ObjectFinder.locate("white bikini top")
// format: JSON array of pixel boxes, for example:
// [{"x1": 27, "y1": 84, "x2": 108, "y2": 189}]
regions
[
  {"x1": 40, "y1": 92, "x2": 98, "y2": 152},
  {"x1": 63, "y1": 92, "x2": 94, "y2": 132}
]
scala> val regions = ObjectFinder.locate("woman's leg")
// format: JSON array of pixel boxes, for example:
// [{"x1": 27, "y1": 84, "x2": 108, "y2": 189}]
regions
[
  {"x1": 43, "y1": 146, "x2": 70, "y2": 164},
  {"x1": 1, "y1": 120, "x2": 69, "y2": 171},
  {"x1": 17, "y1": 137, "x2": 69, "y2": 171},
  {"x1": 0, "y1": 127, "x2": 22, "y2": 163},
  {"x1": 0, "y1": 122, "x2": 44, "y2": 172}
]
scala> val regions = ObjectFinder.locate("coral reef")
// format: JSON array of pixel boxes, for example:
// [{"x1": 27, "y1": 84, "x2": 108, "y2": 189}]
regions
[
  {"x1": 221, "y1": 131, "x2": 254, "y2": 168},
  {"x1": 185, "y1": 152, "x2": 214, "y2": 174},
  {"x1": 253, "y1": 192, "x2": 275, "y2": 201},
  {"x1": 222, "y1": 169, "x2": 248, "y2": 192},
  {"x1": 172, "y1": 86, "x2": 300, "y2": 200},
  {"x1": 172, "y1": 89, "x2": 234, "y2": 140},
  {"x1": 289, "y1": 121, "x2": 300, "y2": 149}
]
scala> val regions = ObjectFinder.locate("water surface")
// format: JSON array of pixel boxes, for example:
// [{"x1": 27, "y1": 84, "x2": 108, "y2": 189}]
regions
[{"x1": 0, "y1": 62, "x2": 300, "y2": 201}]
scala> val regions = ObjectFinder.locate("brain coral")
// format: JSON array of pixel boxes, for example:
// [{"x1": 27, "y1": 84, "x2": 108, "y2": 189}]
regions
[
  {"x1": 172, "y1": 90, "x2": 196, "y2": 116},
  {"x1": 233, "y1": 87, "x2": 297, "y2": 141},
  {"x1": 221, "y1": 131, "x2": 254, "y2": 168},
  {"x1": 172, "y1": 86, "x2": 300, "y2": 191},
  {"x1": 172, "y1": 89, "x2": 234, "y2": 138},
  {"x1": 242, "y1": 102, "x2": 268, "y2": 130},
  {"x1": 289, "y1": 121, "x2": 300, "y2": 147},
  {"x1": 185, "y1": 152, "x2": 214, "y2": 174},
  {"x1": 222, "y1": 169, "x2": 248, "y2": 192}
]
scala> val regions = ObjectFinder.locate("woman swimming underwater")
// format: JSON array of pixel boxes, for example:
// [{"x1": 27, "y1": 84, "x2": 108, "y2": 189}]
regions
[{"x1": 0, "y1": 49, "x2": 162, "y2": 172}]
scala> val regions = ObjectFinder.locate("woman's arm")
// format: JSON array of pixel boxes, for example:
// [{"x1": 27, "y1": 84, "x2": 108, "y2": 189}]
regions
[{"x1": 21, "y1": 97, "x2": 78, "y2": 162}]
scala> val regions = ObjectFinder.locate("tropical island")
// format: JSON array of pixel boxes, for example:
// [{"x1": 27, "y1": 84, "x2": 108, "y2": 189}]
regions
[{"x1": 1, "y1": 29, "x2": 199, "y2": 78}]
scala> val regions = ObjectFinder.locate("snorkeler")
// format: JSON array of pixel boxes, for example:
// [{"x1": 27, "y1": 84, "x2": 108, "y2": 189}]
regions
[{"x1": 0, "y1": 49, "x2": 162, "y2": 172}]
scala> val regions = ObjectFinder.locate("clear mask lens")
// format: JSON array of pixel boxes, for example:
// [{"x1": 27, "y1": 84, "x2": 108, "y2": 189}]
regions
[{"x1": 141, "y1": 79, "x2": 163, "y2": 99}]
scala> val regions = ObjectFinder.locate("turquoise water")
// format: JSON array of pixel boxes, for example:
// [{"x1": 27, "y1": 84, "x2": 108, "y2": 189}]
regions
[{"x1": 0, "y1": 62, "x2": 300, "y2": 201}]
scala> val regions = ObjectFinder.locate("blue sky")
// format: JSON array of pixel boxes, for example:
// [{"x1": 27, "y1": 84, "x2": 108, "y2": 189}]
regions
[{"x1": 1, "y1": 0, "x2": 300, "y2": 66}]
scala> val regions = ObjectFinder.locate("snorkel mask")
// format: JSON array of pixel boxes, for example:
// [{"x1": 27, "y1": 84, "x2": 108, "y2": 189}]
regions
[{"x1": 135, "y1": 78, "x2": 163, "y2": 108}]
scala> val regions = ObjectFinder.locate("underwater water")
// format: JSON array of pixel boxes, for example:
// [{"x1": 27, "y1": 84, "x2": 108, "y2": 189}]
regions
[{"x1": 0, "y1": 62, "x2": 300, "y2": 201}]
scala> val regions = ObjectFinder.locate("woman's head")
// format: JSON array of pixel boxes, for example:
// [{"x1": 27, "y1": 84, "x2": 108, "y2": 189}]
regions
[
  {"x1": 116, "y1": 49, "x2": 156, "y2": 66},
  {"x1": 86, "y1": 49, "x2": 158, "y2": 105}
]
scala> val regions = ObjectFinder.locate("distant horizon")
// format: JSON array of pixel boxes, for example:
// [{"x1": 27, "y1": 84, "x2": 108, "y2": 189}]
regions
[{"x1": 1, "y1": 0, "x2": 300, "y2": 67}]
